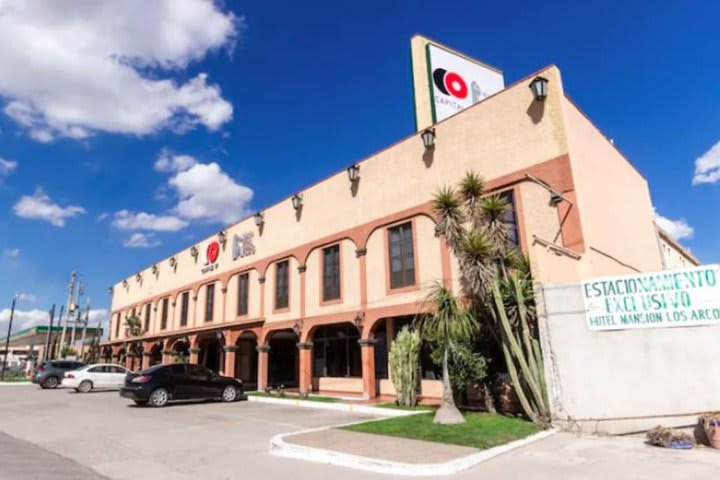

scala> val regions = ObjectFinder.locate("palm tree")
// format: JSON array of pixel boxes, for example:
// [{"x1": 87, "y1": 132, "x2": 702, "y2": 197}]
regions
[
  {"x1": 415, "y1": 283, "x2": 476, "y2": 424},
  {"x1": 432, "y1": 171, "x2": 550, "y2": 424}
]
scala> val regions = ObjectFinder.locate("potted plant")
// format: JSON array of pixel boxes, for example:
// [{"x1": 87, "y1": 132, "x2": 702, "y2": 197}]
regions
[
  {"x1": 646, "y1": 426, "x2": 694, "y2": 449},
  {"x1": 700, "y1": 412, "x2": 720, "y2": 448}
]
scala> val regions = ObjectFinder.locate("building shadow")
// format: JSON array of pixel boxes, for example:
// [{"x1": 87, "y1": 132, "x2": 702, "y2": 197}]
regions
[
  {"x1": 350, "y1": 179, "x2": 360, "y2": 197},
  {"x1": 295, "y1": 205, "x2": 303, "y2": 222}
]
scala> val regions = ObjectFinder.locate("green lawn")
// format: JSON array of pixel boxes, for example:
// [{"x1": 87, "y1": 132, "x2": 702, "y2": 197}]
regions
[
  {"x1": 247, "y1": 391, "x2": 341, "y2": 403},
  {"x1": 0, "y1": 376, "x2": 29, "y2": 383},
  {"x1": 341, "y1": 412, "x2": 542, "y2": 450}
]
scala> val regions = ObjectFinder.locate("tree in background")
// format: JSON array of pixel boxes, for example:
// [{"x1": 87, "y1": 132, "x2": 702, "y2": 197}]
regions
[
  {"x1": 388, "y1": 326, "x2": 421, "y2": 407},
  {"x1": 432, "y1": 171, "x2": 549, "y2": 424}
]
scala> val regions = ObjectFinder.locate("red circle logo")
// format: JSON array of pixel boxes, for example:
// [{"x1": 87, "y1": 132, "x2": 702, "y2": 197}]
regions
[
  {"x1": 206, "y1": 241, "x2": 219, "y2": 264},
  {"x1": 444, "y1": 72, "x2": 468, "y2": 99},
  {"x1": 432, "y1": 68, "x2": 468, "y2": 99}
]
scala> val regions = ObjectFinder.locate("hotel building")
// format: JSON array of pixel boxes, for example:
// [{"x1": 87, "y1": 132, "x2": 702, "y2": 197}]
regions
[{"x1": 103, "y1": 47, "x2": 678, "y2": 399}]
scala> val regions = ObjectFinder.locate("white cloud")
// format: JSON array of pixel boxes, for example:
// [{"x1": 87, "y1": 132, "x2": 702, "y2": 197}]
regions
[
  {"x1": 655, "y1": 210, "x2": 694, "y2": 241},
  {"x1": 169, "y1": 161, "x2": 254, "y2": 224},
  {"x1": 112, "y1": 210, "x2": 188, "y2": 232},
  {"x1": 96, "y1": 212, "x2": 109, "y2": 222},
  {"x1": 0, "y1": 1, "x2": 239, "y2": 142},
  {"x1": 13, "y1": 188, "x2": 85, "y2": 227},
  {"x1": 0, "y1": 308, "x2": 108, "y2": 338},
  {"x1": 154, "y1": 149, "x2": 196, "y2": 173},
  {"x1": 0, "y1": 157, "x2": 17, "y2": 177},
  {"x1": 0, "y1": 308, "x2": 48, "y2": 335},
  {"x1": 18, "y1": 293, "x2": 37, "y2": 303},
  {"x1": 124, "y1": 232, "x2": 161, "y2": 248},
  {"x1": 693, "y1": 140, "x2": 720, "y2": 185},
  {"x1": 2, "y1": 248, "x2": 20, "y2": 259}
]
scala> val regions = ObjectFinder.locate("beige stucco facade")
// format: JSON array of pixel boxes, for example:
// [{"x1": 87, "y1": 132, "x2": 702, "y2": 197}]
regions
[
  {"x1": 104, "y1": 62, "x2": 667, "y2": 399},
  {"x1": 656, "y1": 226, "x2": 699, "y2": 270}
]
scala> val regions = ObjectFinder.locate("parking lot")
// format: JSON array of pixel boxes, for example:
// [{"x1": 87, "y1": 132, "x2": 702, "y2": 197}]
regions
[
  {"x1": 0, "y1": 385, "x2": 381, "y2": 480},
  {"x1": 2, "y1": 385, "x2": 720, "y2": 480}
]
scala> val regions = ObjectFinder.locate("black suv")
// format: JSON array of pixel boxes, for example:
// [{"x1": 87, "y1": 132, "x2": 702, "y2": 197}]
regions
[
  {"x1": 120, "y1": 364, "x2": 245, "y2": 407},
  {"x1": 32, "y1": 360, "x2": 85, "y2": 389}
]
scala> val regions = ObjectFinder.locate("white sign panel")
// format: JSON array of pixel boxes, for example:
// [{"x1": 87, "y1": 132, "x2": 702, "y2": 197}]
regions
[
  {"x1": 582, "y1": 265, "x2": 720, "y2": 331},
  {"x1": 426, "y1": 44, "x2": 504, "y2": 123}
]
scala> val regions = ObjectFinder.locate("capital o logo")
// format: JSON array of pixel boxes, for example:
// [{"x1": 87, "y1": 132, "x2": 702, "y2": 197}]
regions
[
  {"x1": 432, "y1": 68, "x2": 468, "y2": 99},
  {"x1": 205, "y1": 241, "x2": 220, "y2": 264}
]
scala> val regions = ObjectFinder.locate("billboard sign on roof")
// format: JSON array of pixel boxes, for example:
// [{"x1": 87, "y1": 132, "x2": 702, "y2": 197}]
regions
[{"x1": 426, "y1": 44, "x2": 504, "y2": 124}]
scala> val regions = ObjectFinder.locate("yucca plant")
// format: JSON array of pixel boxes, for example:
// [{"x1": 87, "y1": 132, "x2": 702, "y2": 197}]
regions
[
  {"x1": 432, "y1": 170, "x2": 550, "y2": 424},
  {"x1": 415, "y1": 283, "x2": 477, "y2": 424}
]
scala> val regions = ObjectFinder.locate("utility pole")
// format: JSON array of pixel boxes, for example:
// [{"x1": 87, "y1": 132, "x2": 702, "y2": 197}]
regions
[
  {"x1": 50, "y1": 305, "x2": 64, "y2": 360},
  {"x1": 69, "y1": 280, "x2": 84, "y2": 348},
  {"x1": 43, "y1": 305, "x2": 56, "y2": 363},
  {"x1": 1, "y1": 293, "x2": 20, "y2": 381},
  {"x1": 79, "y1": 298, "x2": 90, "y2": 361},
  {"x1": 58, "y1": 271, "x2": 76, "y2": 356}
]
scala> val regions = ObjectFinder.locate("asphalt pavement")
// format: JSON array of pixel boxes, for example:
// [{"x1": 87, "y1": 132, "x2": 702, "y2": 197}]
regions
[{"x1": 1, "y1": 385, "x2": 719, "y2": 479}]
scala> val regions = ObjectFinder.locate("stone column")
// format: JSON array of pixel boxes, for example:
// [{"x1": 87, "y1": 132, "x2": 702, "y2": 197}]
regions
[
  {"x1": 189, "y1": 348, "x2": 200, "y2": 365},
  {"x1": 359, "y1": 339, "x2": 377, "y2": 399},
  {"x1": 141, "y1": 352, "x2": 152, "y2": 370},
  {"x1": 162, "y1": 349, "x2": 173, "y2": 364},
  {"x1": 257, "y1": 345, "x2": 270, "y2": 391},
  {"x1": 223, "y1": 345, "x2": 238, "y2": 378},
  {"x1": 297, "y1": 342, "x2": 313, "y2": 397},
  {"x1": 125, "y1": 354, "x2": 134, "y2": 371}
]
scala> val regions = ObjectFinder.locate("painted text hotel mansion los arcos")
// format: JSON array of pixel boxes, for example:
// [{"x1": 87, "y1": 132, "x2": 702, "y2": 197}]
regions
[{"x1": 102, "y1": 38, "x2": 682, "y2": 400}]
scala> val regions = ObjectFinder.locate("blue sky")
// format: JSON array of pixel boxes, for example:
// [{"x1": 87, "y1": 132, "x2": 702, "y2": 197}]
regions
[{"x1": 0, "y1": 1, "x2": 718, "y2": 334}]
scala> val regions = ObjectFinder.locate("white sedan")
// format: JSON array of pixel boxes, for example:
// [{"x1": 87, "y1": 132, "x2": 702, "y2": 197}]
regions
[{"x1": 62, "y1": 364, "x2": 130, "y2": 393}]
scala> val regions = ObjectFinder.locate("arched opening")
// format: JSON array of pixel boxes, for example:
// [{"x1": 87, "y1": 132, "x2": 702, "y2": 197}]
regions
[
  {"x1": 198, "y1": 333, "x2": 224, "y2": 373},
  {"x1": 102, "y1": 346, "x2": 112, "y2": 364},
  {"x1": 128, "y1": 343, "x2": 142, "y2": 371},
  {"x1": 235, "y1": 332, "x2": 258, "y2": 389},
  {"x1": 150, "y1": 343, "x2": 163, "y2": 366},
  {"x1": 311, "y1": 323, "x2": 361, "y2": 378},
  {"x1": 171, "y1": 338, "x2": 190, "y2": 363},
  {"x1": 117, "y1": 347, "x2": 127, "y2": 368},
  {"x1": 268, "y1": 329, "x2": 298, "y2": 388}
]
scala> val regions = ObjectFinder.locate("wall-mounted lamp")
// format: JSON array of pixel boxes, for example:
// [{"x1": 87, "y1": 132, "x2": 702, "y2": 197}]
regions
[
  {"x1": 353, "y1": 312, "x2": 365, "y2": 332},
  {"x1": 292, "y1": 193, "x2": 303, "y2": 210},
  {"x1": 254, "y1": 211, "x2": 264, "y2": 228},
  {"x1": 218, "y1": 230, "x2": 227, "y2": 249},
  {"x1": 292, "y1": 319, "x2": 303, "y2": 336},
  {"x1": 421, "y1": 128, "x2": 436, "y2": 149},
  {"x1": 347, "y1": 164, "x2": 360, "y2": 183},
  {"x1": 135, "y1": 273, "x2": 142, "y2": 283},
  {"x1": 152, "y1": 264, "x2": 159, "y2": 275},
  {"x1": 122, "y1": 279, "x2": 128, "y2": 288},
  {"x1": 108, "y1": 286, "x2": 114, "y2": 295},
  {"x1": 169, "y1": 256, "x2": 177, "y2": 268},
  {"x1": 190, "y1": 246, "x2": 199, "y2": 259},
  {"x1": 529, "y1": 76, "x2": 549, "y2": 102}
]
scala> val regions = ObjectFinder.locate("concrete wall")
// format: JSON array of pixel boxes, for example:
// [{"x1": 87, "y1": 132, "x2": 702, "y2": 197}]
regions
[{"x1": 537, "y1": 281, "x2": 720, "y2": 434}]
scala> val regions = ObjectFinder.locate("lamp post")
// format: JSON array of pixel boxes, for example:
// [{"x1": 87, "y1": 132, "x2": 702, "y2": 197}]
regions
[{"x1": 1, "y1": 293, "x2": 20, "y2": 381}]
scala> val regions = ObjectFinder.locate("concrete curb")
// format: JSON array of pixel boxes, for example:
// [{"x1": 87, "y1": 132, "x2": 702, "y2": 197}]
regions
[
  {"x1": 247, "y1": 395, "x2": 427, "y2": 417},
  {"x1": 270, "y1": 424, "x2": 559, "y2": 476},
  {"x1": 0, "y1": 382, "x2": 32, "y2": 386}
]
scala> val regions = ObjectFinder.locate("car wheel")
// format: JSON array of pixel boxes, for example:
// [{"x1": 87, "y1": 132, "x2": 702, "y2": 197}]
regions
[
  {"x1": 78, "y1": 380, "x2": 93, "y2": 393},
  {"x1": 221, "y1": 385, "x2": 238, "y2": 402},
  {"x1": 134, "y1": 400, "x2": 148, "y2": 406},
  {"x1": 148, "y1": 388, "x2": 169, "y2": 408},
  {"x1": 43, "y1": 376, "x2": 59, "y2": 389}
]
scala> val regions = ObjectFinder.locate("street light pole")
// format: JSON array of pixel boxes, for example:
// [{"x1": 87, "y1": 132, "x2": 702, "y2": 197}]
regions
[{"x1": 1, "y1": 293, "x2": 20, "y2": 381}]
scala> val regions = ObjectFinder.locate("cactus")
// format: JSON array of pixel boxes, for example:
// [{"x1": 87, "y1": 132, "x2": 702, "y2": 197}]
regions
[{"x1": 389, "y1": 327, "x2": 421, "y2": 407}]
